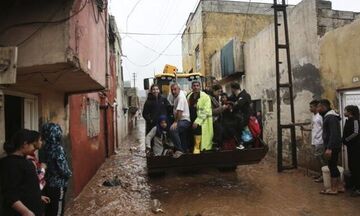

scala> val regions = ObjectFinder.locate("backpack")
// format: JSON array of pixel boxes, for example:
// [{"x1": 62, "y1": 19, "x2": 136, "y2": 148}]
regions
[{"x1": 248, "y1": 116, "x2": 261, "y2": 138}]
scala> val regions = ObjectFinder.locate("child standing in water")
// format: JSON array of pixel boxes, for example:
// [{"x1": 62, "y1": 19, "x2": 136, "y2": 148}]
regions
[{"x1": 27, "y1": 130, "x2": 47, "y2": 190}]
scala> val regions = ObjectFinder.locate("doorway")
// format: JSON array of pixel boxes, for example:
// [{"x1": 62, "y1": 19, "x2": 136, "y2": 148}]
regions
[
  {"x1": 339, "y1": 89, "x2": 360, "y2": 170},
  {"x1": 4, "y1": 95, "x2": 23, "y2": 142},
  {"x1": 0, "y1": 90, "x2": 38, "y2": 156}
]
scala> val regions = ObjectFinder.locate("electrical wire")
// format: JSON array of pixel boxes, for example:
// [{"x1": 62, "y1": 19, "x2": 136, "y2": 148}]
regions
[
  {"x1": 151, "y1": 0, "x2": 173, "y2": 51},
  {"x1": 124, "y1": 0, "x2": 143, "y2": 39},
  {"x1": 127, "y1": 35, "x2": 181, "y2": 56},
  {"x1": 125, "y1": 25, "x2": 184, "y2": 67},
  {"x1": 0, "y1": 0, "x2": 89, "y2": 36},
  {"x1": 241, "y1": 0, "x2": 252, "y2": 42},
  {"x1": 16, "y1": 1, "x2": 71, "y2": 47},
  {"x1": 120, "y1": 32, "x2": 203, "y2": 36}
]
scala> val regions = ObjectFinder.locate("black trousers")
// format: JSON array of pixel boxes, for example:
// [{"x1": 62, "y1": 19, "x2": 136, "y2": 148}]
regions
[
  {"x1": 347, "y1": 144, "x2": 360, "y2": 189},
  {"x1": 328, "y1": 148, "x2": 341, "y2": 178},
  {"x1": 44, "y1": 186, "x2": 67, "y2": 216}
]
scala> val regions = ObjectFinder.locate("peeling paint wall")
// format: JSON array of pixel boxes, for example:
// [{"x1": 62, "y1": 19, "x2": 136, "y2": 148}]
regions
[
  {"x1": 244, "y1": 0, "x2": 324, "y2": 168},
  {"x1": 244, "y1": 0, "x2": 359, "y2": 169},
  {"x1": 69, "y1": 93, "x2": 106, "y2": 196},
  {"x1": 319, "y1": 19, "x2": 360, "y2": 104}
]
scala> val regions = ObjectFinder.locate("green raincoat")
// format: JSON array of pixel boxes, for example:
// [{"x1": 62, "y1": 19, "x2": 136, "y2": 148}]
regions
[{"x1": 188, "y1": 91, "x2": 214, "y2": 150}]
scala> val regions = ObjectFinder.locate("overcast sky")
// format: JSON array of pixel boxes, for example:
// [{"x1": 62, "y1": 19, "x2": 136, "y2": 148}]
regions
[{"x1": 109, "y1": 0, "x2": 360, "y2": 89}]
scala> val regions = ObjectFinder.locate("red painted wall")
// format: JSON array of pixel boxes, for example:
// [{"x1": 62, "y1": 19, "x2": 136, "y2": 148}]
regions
[
  {"x1": 69, "y1": 37, "x2": 118, "y2": 197},
  {"x1": 69, "y1": 93, "x2": 105, "y2": 196},
  {"x1": 67, "y1": 0, "x2": 122, "y2": 196},
  {"x1": 68, "y1": 0, "x2": 107, "y2": 87}
]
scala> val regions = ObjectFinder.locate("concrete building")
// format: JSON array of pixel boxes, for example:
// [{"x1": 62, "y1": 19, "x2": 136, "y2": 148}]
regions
[
  {"x1": 0, "y1": 0, "x2": 126, "y2": 200},
  {"x1": 181, "y1": 0, "x2": 274, "y2": 86},
  {"x1": 109, "y1": 15, "x2": 129, "y2": 144},
  {"x1": 243, "y1": 0, "x2": 359, "y2": 169},
  {"x1": 182, "y1": 0, "x2": 360, "y2": 170}
]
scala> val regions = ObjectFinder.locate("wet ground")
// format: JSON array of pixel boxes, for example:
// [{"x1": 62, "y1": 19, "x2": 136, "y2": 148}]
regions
[{"x1": 65, "y1": 119, "x2": 360, "y2": 216}]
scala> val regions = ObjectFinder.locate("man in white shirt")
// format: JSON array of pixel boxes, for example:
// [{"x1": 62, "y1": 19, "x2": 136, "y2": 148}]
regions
[
  {"x1": 169, "y1": 83, "x2": 191, "y2": 157},
  {"x1": 301, "y1": 100, "x2": 325, "y2": 182}
]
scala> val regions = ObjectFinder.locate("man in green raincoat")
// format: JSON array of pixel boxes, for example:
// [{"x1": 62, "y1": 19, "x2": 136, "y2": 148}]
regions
[{"x1": 187, "y1": 81, "x2": 214, "y2": 153}]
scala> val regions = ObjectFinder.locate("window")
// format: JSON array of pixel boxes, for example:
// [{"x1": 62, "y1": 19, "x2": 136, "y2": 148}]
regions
[
  {"x1": 195, "y1": 45, "x2": 200, "y2": 72},
  {"x1": 86, "y1": 99, "x2": 100, "y2": 137}
]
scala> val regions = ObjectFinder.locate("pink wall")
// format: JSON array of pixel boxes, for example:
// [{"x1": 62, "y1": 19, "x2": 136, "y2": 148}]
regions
[{"x1": 68, "y1": 0, "x2": 107, "y2": 87}]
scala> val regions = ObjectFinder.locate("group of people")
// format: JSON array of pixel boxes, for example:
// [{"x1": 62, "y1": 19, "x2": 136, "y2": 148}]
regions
[
  {"x1": 302, "y1": 99, "x2": 360, "y2": 197},
  {"x1": 0, "y1": 123, "x2": 72, "y2": 216},
  {"x1": 142, "y1": 81, "x2": 261, "y2": 158}
]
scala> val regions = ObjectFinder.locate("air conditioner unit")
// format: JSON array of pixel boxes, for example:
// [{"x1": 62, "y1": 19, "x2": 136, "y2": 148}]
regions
[{"x1": 0, "y1": 47, "x2": 17, "y2": 84}]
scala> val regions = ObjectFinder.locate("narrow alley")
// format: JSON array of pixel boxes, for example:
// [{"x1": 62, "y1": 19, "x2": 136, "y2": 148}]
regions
[{"x1": 65, "y1": 119, "x2": 360, "y2": 216}]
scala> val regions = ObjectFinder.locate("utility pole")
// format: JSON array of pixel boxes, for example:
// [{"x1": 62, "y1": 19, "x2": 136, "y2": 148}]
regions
[
  {"x1": 132, "y1": 72, "x2": 136, "y2": 88},
  {"x1": 273, "y1": 0, "x2": 297, "y2": 172}
]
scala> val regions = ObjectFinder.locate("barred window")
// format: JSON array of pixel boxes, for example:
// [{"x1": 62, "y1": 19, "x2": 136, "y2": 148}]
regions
[{"x1": 86, "y1": 99, "x2": 100, "y2": 137}]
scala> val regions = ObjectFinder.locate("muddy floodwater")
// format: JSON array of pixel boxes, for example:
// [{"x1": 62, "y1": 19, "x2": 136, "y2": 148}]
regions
[{"x1": 65, "y1": 120, "x2": 360, "y2": 216}]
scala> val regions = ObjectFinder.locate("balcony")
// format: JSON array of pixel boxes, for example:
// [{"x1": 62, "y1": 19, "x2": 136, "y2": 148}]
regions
[{"x1": 0, "y1": 0, "x2": 107, "y2": 94}]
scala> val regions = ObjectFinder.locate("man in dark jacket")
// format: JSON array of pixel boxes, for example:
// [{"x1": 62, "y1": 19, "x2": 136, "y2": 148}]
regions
[
  {"x1": 228, "y1": 82, "x2": 252, "y2": 129},
  {"x1": 224, "y1": 82, "x2": 251, "y2": 148},
  {"x1": 142, "y1": 84, "x2": 170, "y2": 134},
  {"x1": 318, "y1": 99, "x2": 344, "y2": 195}
]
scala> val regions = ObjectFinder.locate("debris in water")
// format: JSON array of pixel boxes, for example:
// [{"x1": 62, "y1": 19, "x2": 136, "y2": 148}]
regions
[
  {"x1": 102, "y1": 175, "x2": 121, "y2": 187},
  {"x1": 151, "y1": 199, "x2": 164, "y2": 214}
]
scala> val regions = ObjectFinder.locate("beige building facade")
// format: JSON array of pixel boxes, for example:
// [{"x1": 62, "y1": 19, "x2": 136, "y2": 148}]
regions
[{"x1": 181, "y1": 0, "x2": 274, "y2": 81}]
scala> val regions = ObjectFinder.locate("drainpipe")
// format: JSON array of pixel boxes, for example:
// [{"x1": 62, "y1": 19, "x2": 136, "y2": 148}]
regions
[
  {"x1": 101, "y1": 2, "x2": 110, "y2": 158},
  {"x1": 105, "y1": 3, "x2": 110, "y2": 90},
  {"x1": 100, "y1": 102, "x2": 109, "y2": 158}
]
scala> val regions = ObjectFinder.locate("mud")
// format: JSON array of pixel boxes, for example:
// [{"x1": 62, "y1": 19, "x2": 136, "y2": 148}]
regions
[{"x1": 66, "y1": 120, "x2": 360, "y2": 216}]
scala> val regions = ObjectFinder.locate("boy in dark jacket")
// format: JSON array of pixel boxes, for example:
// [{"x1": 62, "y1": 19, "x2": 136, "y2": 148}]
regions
[
  {"x1": 343, "y1": 105, "x2": 360, "y2": 197},
  {"x1": 318, "y1": 99, "x2": 344, "y2": 195}
]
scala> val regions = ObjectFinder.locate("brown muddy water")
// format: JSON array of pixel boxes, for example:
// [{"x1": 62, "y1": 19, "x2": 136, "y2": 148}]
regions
[{"x1": 65, "y1": 120, "x2": 360, "y2": 216}]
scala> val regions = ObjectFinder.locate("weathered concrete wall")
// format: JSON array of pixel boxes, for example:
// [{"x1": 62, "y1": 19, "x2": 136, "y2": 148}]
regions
[
  {"x1": 0, "y1": 1, "x2": 69, "y2": 67},
  {"x1": 0, "y1": 0, "x2": 107, "y2": 89},
  {"x1": 317, "y1": 1, "x2": 360, "y2": 37},
  {"x1": 244, "y1": 0, "x2": 360, "y2": 169},
  {"x1": 69, "y1": 93, "x2": 105, "y2": 196},
  {"x1": 244, "y1": 0, "x2": 323, "y2": 168},
  {"x1": 182, "y1": 0, "x2": 273, "y2": 76},
  {"x1": 319, "y1": 19, "x2": 360, "y2": 104},
  {"x1": 68, "y1": 0, "x2": 107, "y2": 87},
  {"x1": 203, "y1": 12, "x2": 273, "y2": 78},
  {"x1": 182, "y1": 9, "x2": 204, "y2": 73}
]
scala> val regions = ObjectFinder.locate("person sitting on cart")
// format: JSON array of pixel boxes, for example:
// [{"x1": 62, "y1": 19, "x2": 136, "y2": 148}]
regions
[
  {"x1": 225, "y1": 82, "x2": 252, "y2": 145},
  {"x1": 210, "y1": 84, "x2": 230, "y2": 149},
  {"x1": 142, "y1": 84, "x2": 170, "y2": 135},
  {"x1": 169, "y1": 83, "x2": 191, "y2": 158},
  {"x1": 187, "y1": 80, "x2": 214, "y2": 154},
  {"x1": 145, "y1": 115, "x2": 174, "y2": 156}
]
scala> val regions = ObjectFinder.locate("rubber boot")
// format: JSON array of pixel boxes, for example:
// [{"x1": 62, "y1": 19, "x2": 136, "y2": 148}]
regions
[{"x1": 193, "y1": 135, "x2": 201, "y2": 154}]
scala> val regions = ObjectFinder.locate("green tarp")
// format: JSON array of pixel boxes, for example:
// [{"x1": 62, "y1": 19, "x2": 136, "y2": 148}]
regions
[{"x1": 221, "y1": 40, "x2": 235, "y2": 77}]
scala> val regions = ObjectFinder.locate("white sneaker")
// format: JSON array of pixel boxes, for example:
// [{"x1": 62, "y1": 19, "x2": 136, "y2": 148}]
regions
[
  {"x1": 173, "y1": 151, "x2": 184, "y2": 158},
  {"x1": 236, "y1": 145, "x2": 245, "y2": 150}
]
